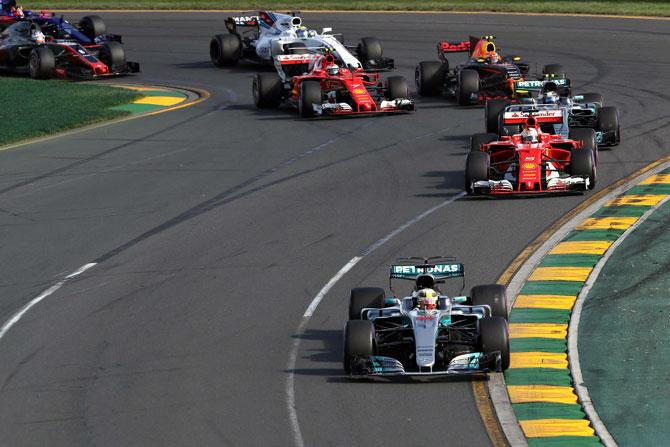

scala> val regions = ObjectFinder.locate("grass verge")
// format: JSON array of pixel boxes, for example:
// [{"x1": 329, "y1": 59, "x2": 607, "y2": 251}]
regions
[
  {"x1": 26, "y1": 1, "x2": 670, "y2": 17},
  {"x1": 0, "y1": 78, "x2": 139, "y2": 147}
]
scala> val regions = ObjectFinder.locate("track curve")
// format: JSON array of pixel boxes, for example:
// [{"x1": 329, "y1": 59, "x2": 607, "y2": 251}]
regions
[{"x1": 0, "y1": 12, "x2": 668, "y2": 447}]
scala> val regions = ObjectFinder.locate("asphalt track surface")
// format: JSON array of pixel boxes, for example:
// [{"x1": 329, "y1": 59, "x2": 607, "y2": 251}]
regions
[{"x1": 0, "y1": 11, "x2": 668, "y2": 447}]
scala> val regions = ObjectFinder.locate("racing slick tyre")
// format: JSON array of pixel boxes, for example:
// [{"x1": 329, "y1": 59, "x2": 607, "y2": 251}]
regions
[
  {"x1": 349, "y1": 287, "x2": 385, "y2": 320},
  {"x1": 485, "y1": 99, "x2": 510, "y2": 133},
  {"x1": 299, "y1": 80, "x2": 322, "y2": 118},
  {"x1": 284, "y1": 42, "x2": 309, "y2": 55},
  {"x1": 386, "y1": 76, "x2": 410, "y2": 100},
  {"x1": 28, "y1": 47, "x2": 54, "y2": 80},
  {"x1": 79, "y1": 15, "x2": 106, "y2": 40},
  {"x1": 465, "y1": 151, "x2": 490, "y2": 194},
  {"x1": 357, "y1": 37, "x2": 383, "y2": 62},
  {"x1": 569, "y1": 148, "x2": 597, "y2": 190},
  {"x1": 210, "y1": 34, "x2": 241, "y2": 67},
  {"x1": 470, "y1": 133, "x2": 497, "y2": 152},
  {"x1": 598, "y1": 106, "x2": 621, "y2": 146},
  {"x1": 471, "y1": 284, "x2": 508, "y2": 320},
  {"x1": 479, "y1": 317, "x2": 510, "y2": 371},
  {"x1": 415, "y1": 61, "x2": 446, "y2": 96},
  {"x1": 99, "y1": 41, "x2": 126, "y2": 71},
  {"x1": 344, "y1": 320, "x2": 376, "y2": 374},
  {"x1": 457, "y1": 69, "x2": 480, "y2": 106},
  {"x1": 577, "y1": 92, "x2": 604, "y2": 108},
  {"x1": 569, "y1": 127, "x2": 598, "y2": 164},
  {"x1": 252, "y1": 73, "x2": 283, "y2": 108},
  {"x1": 542, "y1": 63, "x2": 566, "y2": 77}
]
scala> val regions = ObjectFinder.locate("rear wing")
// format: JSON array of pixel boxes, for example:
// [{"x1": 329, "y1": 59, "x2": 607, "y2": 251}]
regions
[
  {"x1": 514, "y1": 78, "x2": 570, "y2": 95},
  {"x1": 389, "y1": 256, "x2": 465, "y2": 297},
  {"x1": 437, "y1": 40, "x2": 470, "y2": 62},
  {"x1": 503, "y1": 106, "x2": 564, "y2": 124}
]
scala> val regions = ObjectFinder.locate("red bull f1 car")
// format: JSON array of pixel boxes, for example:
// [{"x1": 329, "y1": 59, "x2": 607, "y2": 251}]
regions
[
  {"x1": 344, "y1": 257, "x2": 509, "y2": 377},
  {"x1": 465, "y1": 117, "x2": 597, "y2": 196},
  {"x1": 252, "y1": 53, "x2": 413, "y2": 118},
  {"x1": 415, "y1": 35, "x2": 566, "y2": 105}
]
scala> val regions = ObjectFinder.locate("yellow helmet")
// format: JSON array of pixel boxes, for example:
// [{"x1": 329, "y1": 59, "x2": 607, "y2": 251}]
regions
[{"x1": 417, "y1": 288, "x2": 438, "y2": 310}]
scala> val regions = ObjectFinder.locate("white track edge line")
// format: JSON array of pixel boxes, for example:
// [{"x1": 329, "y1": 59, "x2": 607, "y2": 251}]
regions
[
  {"x1": 0, "y1": 263, "x2": 97, "y2": 341},
  {"x1": 569, "y1": 194, "x2": 670, "y2": 447},
  {"x1": 286, "y1": 191, "x2": 465, "y2": 447},
  {"x1": 487, "y1": 160, "x2": 670, "y2": 447}
]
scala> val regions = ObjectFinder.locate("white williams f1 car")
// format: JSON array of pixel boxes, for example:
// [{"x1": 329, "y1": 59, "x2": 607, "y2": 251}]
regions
[
  {"x1": 343, "y1": 257, "x2": 510, "y2": 377},
  {"x1": 210, "y1": 10, "x2": 394, "y2": 71}
]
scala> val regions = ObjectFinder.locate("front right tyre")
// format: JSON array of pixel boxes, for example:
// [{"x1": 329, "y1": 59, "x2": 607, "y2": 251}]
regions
[
  {"x1": 28, "y1": 47, "x2": 54, "y2": 80},
  {"x1": 343, "y1": 320, "x2": 376, "y2": 374}
]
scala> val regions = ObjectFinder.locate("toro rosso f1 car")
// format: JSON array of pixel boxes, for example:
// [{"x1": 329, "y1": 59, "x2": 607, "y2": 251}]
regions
[
  {"x1": 415, "y1": 35, "x2": 566, "y2": 105},
  {"x1": 252, "y1": 53, "x2": 413, "y2": 118},
  {"x1": 0, "y1": 21, "x2": 138, "y2": 79},
  {"x1": 466, "y1": 117, "x2": 597, "y2": 196},
  {"x1": 343, "y1": 257, "x2": 509, "y2": 377},
  {"x1": 211, "y1": 11, "x2": 393, "y2": 71},
  {"x1": 485, "y1": 83, "x2": 621, "y2": 147}
]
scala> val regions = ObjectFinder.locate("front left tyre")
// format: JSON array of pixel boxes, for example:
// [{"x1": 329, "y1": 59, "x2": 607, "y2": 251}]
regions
[
  {"x1": 28, "y1": 47, "x2": 54, "y2": 80},
  {"x1": 343, "y1": 320, "x2": 376, "y2": 374},
  {"x1": 252, "y1": 73, "x2": 283, "y2": 108}
]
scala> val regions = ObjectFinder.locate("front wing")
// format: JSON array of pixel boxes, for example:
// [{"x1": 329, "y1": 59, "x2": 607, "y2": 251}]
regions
[{"x1": 349, "y1": 352, "x2": 501, "y2": 377}]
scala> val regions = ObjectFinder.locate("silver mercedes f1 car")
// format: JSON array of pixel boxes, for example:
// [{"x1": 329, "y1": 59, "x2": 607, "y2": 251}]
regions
[{"x1": 343, "y1": 257, "x2": 509, "y2": 378}]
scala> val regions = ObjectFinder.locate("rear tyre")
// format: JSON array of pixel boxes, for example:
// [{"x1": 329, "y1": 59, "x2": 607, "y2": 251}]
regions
[
  {"x1": 485, "y1": 99, "x2": 509, "y2": 133},
  {"x1": 28, "y1": 47, "x2": 54, "y2": 80},
  {"x1": 542, "y1": 63, "x2": 565, "y2": 77},
  {"x1": 415, "y1": 61, "x2": 446, "y2": 96},
  {"x1": 349, "y1": 287, "x2": 385, "y2": 320},
  {"x1": 465, "y1": 151, "x2": 490, "y2": 194},
  {"x1": 357, "y1": 37, "x2": 383, "y2": 62},
  {"x1": 569, "y1": 127, "x2": 598, "y2": 165},
  {"x1": 387, "y1": 76, "x2": 409, "y2": 100},
  {"x1": 598, "y1": 106, "x2": 620, "y2": 146},
  {"x1": 577, "y1": 92, "x2": 604, "y2": 108},
  {"x1": 479, "y1": 317, "x2": 510, "y2": 371},
  {"x1": 471, "y1": 284, "x2": 508, "y2": 320},
  {"x1": 343, "y1": 320, "x2": 376, "y2": 374},
  {"x1": 79, "y1": 15, "x2": 106, "y2": 40},
  {"x1": 457, "y1": 69, "x2": 479, "y2": 106},
  {"x1": 570, "y1": 148, "x2": 596, "y2": 190},
  {"x1": 252, "y1": 73, "x2": 283, "y2": 108},
  {"x1": 470, "y1": 133, "x2": 497, "y2": 152},
  {"x1": 99, "y1": 41, "x2": 126, "y2": 71},
  {"x1": 210, "y1": 34, "x2": 241, "y2": 67},
  {"x1": 299, "y1": 80, "x2": 322, "y2": 118}
]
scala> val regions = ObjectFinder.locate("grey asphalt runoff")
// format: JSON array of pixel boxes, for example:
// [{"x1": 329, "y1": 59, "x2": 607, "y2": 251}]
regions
[{"x1": 0, "y1": 11, "x2": 668, "y2": 447}]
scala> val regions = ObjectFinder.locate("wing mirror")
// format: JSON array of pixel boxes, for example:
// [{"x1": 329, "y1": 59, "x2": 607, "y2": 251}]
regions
[{"x1": 321, "y1": 27, "x2": 332, "y2": 34}]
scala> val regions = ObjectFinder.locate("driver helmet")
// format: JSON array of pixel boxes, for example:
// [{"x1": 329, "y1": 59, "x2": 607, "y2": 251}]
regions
[
  {"x1": 521, "y1": 118, "x2": 539, "y2": 143},
  {"x1": 543, "y1": 91, "x2": 559, "y2": 104},
  {"x1": 296, "y1": 26, "x2": 308, "y2": 39},
  {"x1": 31, "y1": 29, "x2": 45, "y2": 44},
  {"x1": 326, "y1": 63, "x2": 339, "y2": 76},
  {"x1": 487, "y1": 53, "x2": 500, "y2": 64},
  {"x1": 417, "y1": 288, "x2": 438, "y2": 311},
  {"x1": 12, "y1": 6, "x2": 24, "y2": 18}
]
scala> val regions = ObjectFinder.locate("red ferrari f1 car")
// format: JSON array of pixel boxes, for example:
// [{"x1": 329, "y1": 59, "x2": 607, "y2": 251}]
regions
[
  {"x1": 465, "y1": 117, "x2": 596, "y2": 195},
  {"x1": 252, "y1": 53, "x2": 414, "y2": 117}
]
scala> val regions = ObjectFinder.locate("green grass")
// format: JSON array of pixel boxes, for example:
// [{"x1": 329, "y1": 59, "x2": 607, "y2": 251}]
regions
[
  {"x1": 26, "y1": 1, "x2": 670, "y2": 17},
  {"x1": 0, "y1": 78, "x2": 139, "y2": 146}
]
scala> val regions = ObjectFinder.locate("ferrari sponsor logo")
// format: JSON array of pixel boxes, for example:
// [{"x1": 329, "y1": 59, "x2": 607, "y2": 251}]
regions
[
  {"x1": 523, "y1": 162, "x2": 536, "y2": 169},
  {"x1": 353, "y1": 88, "x2": 366, "y2": 94}
]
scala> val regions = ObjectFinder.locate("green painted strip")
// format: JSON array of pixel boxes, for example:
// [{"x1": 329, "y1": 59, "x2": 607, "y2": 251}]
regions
[
  {"x1": 138, "y1": 90, "x2": 187, "y2": 98},
  {"x1": 510, "y1": 308, "x2": 572, "y2": 324},
  {"x1": 506, "y1": 368, "x2": 572, "y2": 387},
  {"x1": 511, "y1": 338, "x2": 567, "y2": 353},
  {"x1": 539, "y1": 254, "x2": 602, "y2": 267},
  {"x1": 591, "y1": 206, "x2": 649, "y2": 218},
  {"x1": 563, "y1": 229, "x2": 625, "y2": 242},
  {"x1": 520, "y1": 281, "x2": 584, "y2": 296},
  {"x1": 527, "y1": 436, "x2": 601, "y2": 447},
  {"x1": 110, "y1": 103, "x2": 163, "y2": 113},
  {"x1": 512, "y1": 402, "x2": 586, "y2": 420},
  {"x1": 626, "y1": 184, "x2": 670, "y2": 195}
]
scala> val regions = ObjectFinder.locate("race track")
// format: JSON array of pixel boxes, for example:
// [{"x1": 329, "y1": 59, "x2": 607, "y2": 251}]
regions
[{"x1": 0, "y1": 11, "x2": 668, "y2": 446}]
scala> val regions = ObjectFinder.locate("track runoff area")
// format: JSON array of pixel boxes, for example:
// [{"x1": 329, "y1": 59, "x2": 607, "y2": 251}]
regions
[{"x1": 502, "y1": 161, "x2": 670, "y2": 446}]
